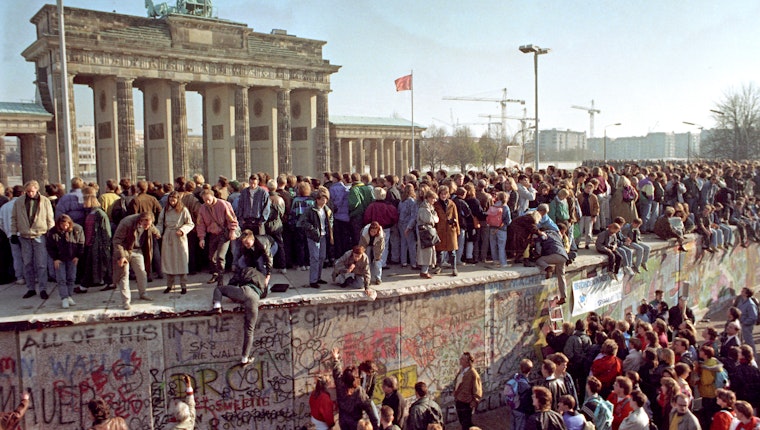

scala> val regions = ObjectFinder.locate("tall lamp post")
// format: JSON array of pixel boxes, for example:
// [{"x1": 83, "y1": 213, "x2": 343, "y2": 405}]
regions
[
  {"x1": 682, "y1": 121, "x2": 703, "y2": 163},
  {"x1": 519, "y1": 44, "x2": 550, "y2": 170},
  {"x1": 603, "y1": 122, "x2": 621, "y2": 160}
]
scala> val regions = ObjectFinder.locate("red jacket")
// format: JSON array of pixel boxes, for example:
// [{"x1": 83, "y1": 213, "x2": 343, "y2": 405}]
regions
[
  {"x1": 607, "y1": 394, "x2": 633, "y2": 430},
  {"x1": 591, "y1": 355, "x2": 622, "y2": 389},
  {"x1": 309, "y1": 391, "x2": 335, "y2": 427},
  {"x1": 363, "y1": 201, "x2": 399, "y2": 229}
]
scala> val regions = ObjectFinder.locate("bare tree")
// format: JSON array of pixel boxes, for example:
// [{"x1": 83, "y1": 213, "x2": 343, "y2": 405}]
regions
[
  {"x1": 478, "y1": 132, "x2": 509, "y2": 172},
  {"x1": 704, "y1": 83, "x2": 760, "y2": 160},
  {"x1": 421, "y1": 124, "x2": 448, "y2": 172},
  {"x1": 443, "y1": 126, "x2": 480, "y2": 174}
]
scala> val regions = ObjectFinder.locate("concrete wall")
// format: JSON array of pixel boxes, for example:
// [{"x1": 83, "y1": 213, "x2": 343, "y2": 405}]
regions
[{"x1": 1, "y1": 242, "x2": 758, "y2": 429}]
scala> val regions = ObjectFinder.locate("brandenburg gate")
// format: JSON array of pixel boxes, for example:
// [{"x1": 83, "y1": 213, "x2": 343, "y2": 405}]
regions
[{"x1": 22, "y1": 4, "x2": 340, "y2": 185}]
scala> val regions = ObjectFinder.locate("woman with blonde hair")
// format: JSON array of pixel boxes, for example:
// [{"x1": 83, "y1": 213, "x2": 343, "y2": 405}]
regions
[
  {"x1": 78, "y1": 187, "x2": 113, "y2": 292},
  {"x1": 158, "y1": 191, "x2": 195, "y2": 294}
]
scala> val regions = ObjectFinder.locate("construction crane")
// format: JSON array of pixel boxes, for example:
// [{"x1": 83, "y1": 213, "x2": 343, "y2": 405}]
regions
[
  {"x1": 480, "y1": 108, "x2": 534, "y2": 165},
  {"x1": 571, "y1": 100, "x2": 601, "y2": 138},
  {"x1": 443, "y1": 88, "x2": 525, "y2": 141}
]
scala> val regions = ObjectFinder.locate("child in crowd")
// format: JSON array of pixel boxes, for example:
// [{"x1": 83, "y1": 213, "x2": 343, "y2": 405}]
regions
[
  {"x1": 626, "y1": 218, "x2": 651, "y2": 272},
  {"x1": 595, "y1": 223, "x2": 622, "y2": 281}
]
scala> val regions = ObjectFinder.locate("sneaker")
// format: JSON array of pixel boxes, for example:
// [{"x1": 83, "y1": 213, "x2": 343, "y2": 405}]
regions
[
  {"x1": 280, "y1": 268, "x2": 288, "y2": 274},
  {"x1": 22, "y1": 290, "x2": 36, "y2": 299},
  {"x1": 67, "y1": 297, "x2": 76, "y2": 306},
  {"x1": 241, "y1": 356, "x2": 254, "y2": 365},
  {"x1": 401, "y1": 264, "x2": 408, "y2": 268},
  {"x1": 40, "y1": 291, "x2": 49, "y2": 300},
  {"x1": 212, "y1": 302, "x2": 222, "y2": 314},
  {"x1": 62, "y1": 299, "x2": 69, "y2": 309},
  {"x1": 299, "y1": 266, "x2": 309, "y2": 271},
  {"x1": 14, "y1": 279, "x2": 26, "y2": 285}
]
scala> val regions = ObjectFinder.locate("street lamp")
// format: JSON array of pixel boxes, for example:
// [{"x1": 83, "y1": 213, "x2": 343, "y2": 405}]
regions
[
  {"x1": 519, "y1": 44, "x2": 550, "y2": 170},
  {"x1": 603, "y1": 123, "x2": 621, "y2": 160},
  {"x1": 682, "y1": 121, "x2": 703, "y2": 162}
]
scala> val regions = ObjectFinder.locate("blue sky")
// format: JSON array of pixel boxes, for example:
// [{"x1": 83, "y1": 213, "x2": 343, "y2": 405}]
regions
[{"x1": 2, "y1": 1, "x2": 759, "y2": 139}]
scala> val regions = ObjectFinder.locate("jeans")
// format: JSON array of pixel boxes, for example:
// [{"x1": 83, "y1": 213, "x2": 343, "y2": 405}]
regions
[
  {"x1": 380, "y1": 228, "x2": 391, "y2": 267},
  {"x1": 20, "y1": 236, "x2": 48, "y2": 292},
  {"x1": 55, "y1": 260, "x2": 77, "y2": 299},
  {"x1": 477, "y1": 225, "x2": 491, "y2": 261},
  {"x1": 400, "y1": 227, "x2": 417, "y2": 266},
  {"x1": 10, "y1": 241, "x2": 23, "y2": 279},
  {"x1": 115, "y1": 250, "x2": 148, "y2": 306},
  {"x1": 389, "y1": 225, "x2": 400, "y2": 263},
  {"x1": 206, "y1": 232, "x2": 230, "y2": 278},
  {"x1": 511, "y1": 409, "x2": 527, "y2": 430},
  {"x1": 645, "y1": 202, "x2": 660, "y2": 232},
  {"x1": 618, "y1": 245, "x2": 633, "y2": 268},
  {"x1": 367, "y1": 245, "x2": 383, "y2": 282},
  {"x1": 213, "y1": 284, "x2": 260, "y2": 359},
  {"x1": 718, "y1": 224, "x2": 733, "y2": 246},
  {"x1": 536, "y1": 254, "x2": 567, "y2": 298},
  {"x1": 308, "y1": 236, "x2": 327, "y2": 284},
  {"x1": 639, "y1": 198, "x2": 653, "y2": 230},
  {"x1": 577, "y1": 216, "x2": 594, "y2": 248},
  {"x1": 490, "y1": 228, "x2": 507, "y2": 266},
  {"x1": 456, "y1": 230, "x2": 466, "y2": 264},
  {"x1": 628, "y1": 242, "x2": 650, "y2": 268},
  {"x1": 438, "y1": 251, "x2": 458, "y2": 272}
]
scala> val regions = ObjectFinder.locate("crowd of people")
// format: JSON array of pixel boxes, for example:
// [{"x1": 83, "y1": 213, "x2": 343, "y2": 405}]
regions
[
  {"x1": 504, "y1": 290, "x2": 759, "y2": 430},
  {"x1": 0, "y1": 160, "x2": 759, "y2": 425}
]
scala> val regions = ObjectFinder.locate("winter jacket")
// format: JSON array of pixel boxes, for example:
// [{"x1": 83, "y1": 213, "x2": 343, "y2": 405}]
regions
[
  {"x1": 46, "y1": 224, "x2": 85, "y2": 262},
  {"x1": 11, "y1": 193, "x2": 55, "y2": 239},
  {"x1": 298, "y1": 205, "x2": 334, "y2": 244},
  {"x1": 359, "y1": 224, "x2": 385, "y2": 261},
  {"x1": 363, "y1": 200, "x2": 399, "y2": 229}
]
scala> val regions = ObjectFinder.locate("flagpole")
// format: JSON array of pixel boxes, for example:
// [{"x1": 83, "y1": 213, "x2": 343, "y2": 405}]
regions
[{"x1": 410, "y1": 70, "x2": 415, "y2": 171}]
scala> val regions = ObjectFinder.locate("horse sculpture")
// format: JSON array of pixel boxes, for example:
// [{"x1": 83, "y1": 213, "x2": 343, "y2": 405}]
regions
[{"x1": 145, "y1": 0, "x2": 214, "y2": 18}]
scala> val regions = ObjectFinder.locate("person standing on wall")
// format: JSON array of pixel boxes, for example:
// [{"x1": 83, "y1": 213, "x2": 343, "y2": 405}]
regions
[
  {"x1": 196, "y1": 189, "x2": 239, "y2": 287},
  {"x1": 454, "y1": 351, "x2": 483, "y2": 430},
  {"x1": 11, "y1": 180, "x2": 55, "y2": 300}
]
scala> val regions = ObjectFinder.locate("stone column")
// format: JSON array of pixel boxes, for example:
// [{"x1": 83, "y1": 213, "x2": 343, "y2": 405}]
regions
[
  {"x1": 369, "y1": 140, "x2": 378, "y2": 178},
  {"x1": 401, "y1": 140, "x2": 409, "y2": 174},
  {"x1": 171, "y1": 81, "x2": 189, "y2": 179},
  {"x1": 340, "y1": 139, "x2": 352, "y2": 173},
  {"x1": 316, "y1": 91, "x2": 330, "y2": 173},
  {"x1": 20, "y1": 134, "x2": 49, "y2": 185},
  {"x1": 355, "y1": 138, "x2": 365, "y2": 174},
  {"x1": 277, "y1": 88, "x2": 292, "y2": 174},
  {"x1": 386, "y1": 141, "x2": 395, "y2": 175},
  {"x1": 395, "y1": 139, "x2": 403, "y2": 175},
  {"x1": 116, "y1": 78, "x2": 136, "y2": 182},
  {"x1": 377, "y1": 138, "x2": 385, "y2": 176},
  {"x1": 331, "y1": 138, "x2": 341, "y2": 173},
  {"x1": 235, "y1": 85, "x2": 251, "y2": 181},
  {"x1": 0, "y1": 134, "x2": 6, "y2": 186},
  {"x1": 201, "y1": 90, "x2": 209, "y2": 180}
]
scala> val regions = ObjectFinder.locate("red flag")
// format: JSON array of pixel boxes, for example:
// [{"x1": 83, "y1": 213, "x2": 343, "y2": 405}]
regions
[{"x1": 395, "y1": 74, "x2": 412, "y2": 92}]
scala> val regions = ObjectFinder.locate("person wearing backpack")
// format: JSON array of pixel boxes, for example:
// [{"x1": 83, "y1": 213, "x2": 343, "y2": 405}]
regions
[
  {"x1": 487, "y1": 191, "x2": 511, "y2": 267},
  {"x1": 618, "y1": 391, "x2": 649, "y2": 430},
  {"x1": 736, "y1": 288, "x2": 758, "y2": 354},
  {"x1": 582, "y1": 376, "x2": 614, "y2": 430},
  {"x1": 527, "y1": 386, "x2": 567, "y2": 430},
  {"x1": 507, "y1": 359, "x2": 535, "y2": 430},
  {"x1": 709, "y1": 389, "x2": 737, "y2": 430}
]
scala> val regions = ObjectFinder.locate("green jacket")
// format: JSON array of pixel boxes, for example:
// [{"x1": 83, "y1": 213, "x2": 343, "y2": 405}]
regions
[{"x1": 348, "y1": 182, "x2": 374, "y2": 219}]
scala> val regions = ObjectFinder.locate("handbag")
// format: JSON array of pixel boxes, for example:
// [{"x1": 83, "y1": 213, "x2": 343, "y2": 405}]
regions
[{"x1": 417, "y1": 224, "x2": 440, "y2": 249}]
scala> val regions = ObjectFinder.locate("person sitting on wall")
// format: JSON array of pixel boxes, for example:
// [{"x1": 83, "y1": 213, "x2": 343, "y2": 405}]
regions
[
  {"x1": 332, "y1": 245, "x2": 372, "y2": 291},
  {"x1": 211, "y1": 265, "x2": 268, "y2": 365}
]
